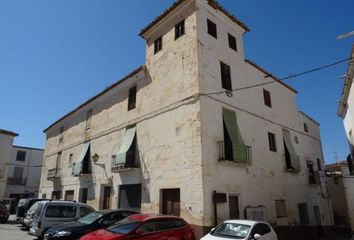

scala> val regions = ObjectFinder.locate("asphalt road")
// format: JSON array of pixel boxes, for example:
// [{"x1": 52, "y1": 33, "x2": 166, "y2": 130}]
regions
[{"x1": 0, "y1": 215, "x2": 37, "y2": 240}]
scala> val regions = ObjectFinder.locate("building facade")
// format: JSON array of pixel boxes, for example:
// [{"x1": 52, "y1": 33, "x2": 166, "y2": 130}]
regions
[
  {"x1": 0, "y1": 129, "x2": 18, "y2": 198},
  {"x1": 337, "y1": 43, "x2": 354, "y2": 232},
  {"x1": 39, "y1": 0, "x2": 333, "y2": 238},
  {"x1": 0, "y1": 129, "x2": 44, "y2": 199}
]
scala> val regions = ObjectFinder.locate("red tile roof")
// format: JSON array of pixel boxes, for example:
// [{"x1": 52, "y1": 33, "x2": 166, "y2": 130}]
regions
[
  {"x1": 43, "y1": 66, "x2": 145, "y2": 132},
  {"x1": 0, "y1": 129, "x2": 18, "y2": 137},
  {"x1": 245, "y1": 59, "x2": 297, "y2": 94},
  {"x1": 139, "y1": 0, "x2": 249, "y2": 38}
]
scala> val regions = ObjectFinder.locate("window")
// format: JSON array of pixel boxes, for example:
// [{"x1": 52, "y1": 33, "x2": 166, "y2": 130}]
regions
[
  {"x1": 80, "y1": 206, "x2": 94, "y2": 217},
  {"x1": 251, "y1": 223, "x2": 271, "y2": 236},
  {"x1": 268, "y1": 132, "x2": 277, "y2": 152},
  {"x1": 52, "y1": 191, "x2": 61, "y2": 200},
  {"x1": 56, "y1": 152, "x2": 62, "y2": 171},
  {"x1": 317, "y1": 158, "x2": 322, "y2": 171},
  {"x1": 307, "y1": 161, "x2": 320, "y2": 184},
  {"x1": 12, "y1": 167, "x2": 24, "y2": 184},
  {"x1": 228, "y1": 33, "x2": 237, "y2": 51},
  {"x1": 263, "y1": 89, "x2": 272, "y2": 108},
  {"x1": 59, "y1": 126, "x2": 64, "y2": 143},
  {"x1": 275, "y1": 200, "x2": 287, "y2": 218},
  {"x1": 86, "y1": 110, "x2": 92, "y2": 129},
  {"x1": 128, "y1": 86, "x2": 137, "y2": 111},
  {"x1": 45, "y1": 205, "x2": 76, "y2": 218},
  {"x1": 175, "y1": 20, "x2": 185, "y2": 40},
  {"x1": 16, "y1": 151, "x2": 26, "y2": 161},
  {"x1": 220, "y1": 62, "x2": 232, "y2": 91},
  {"x1": 69, "y1": 153, "x2": 73, "y2": 167},
  {"x1": 65, "y1": 190, "x2": 74, "y2": 201},
  {"x1": 298, "y1": 203, "x2": 310, "y2": 225},
  {"x1": 207, "y1": 19, "x2": 217, "y2": 38},
  {"x1": 42, "y1": 194, "x2": 46, "y2": 199},
  {"x1": 304, "y1": 123, "x2": 309, "y2": 133},
  {"x1": 283, "y1": 129, "x2": 300, "y2": 171},
  {"x1": 154, "y1": 36, "x2": 162, "y2": 54}
]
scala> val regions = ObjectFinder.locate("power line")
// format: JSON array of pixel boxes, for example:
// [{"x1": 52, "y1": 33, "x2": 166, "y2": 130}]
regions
[{"x1": 202, "y1": 56, "x2": 354, "y2": 96}]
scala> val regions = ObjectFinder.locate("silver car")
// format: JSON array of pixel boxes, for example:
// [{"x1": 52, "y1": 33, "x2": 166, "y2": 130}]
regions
[{"x1": 28, "y1": 200, "x2": 94, "y2": 239}]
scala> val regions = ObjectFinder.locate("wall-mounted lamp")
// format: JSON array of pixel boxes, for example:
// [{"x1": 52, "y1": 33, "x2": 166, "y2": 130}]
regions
[{"x1": 92, "y1": 153, "x2": 105, "y2": 168}]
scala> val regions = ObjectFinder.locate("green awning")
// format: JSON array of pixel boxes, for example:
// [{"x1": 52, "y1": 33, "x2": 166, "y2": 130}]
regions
[
  {"x1": 223, "y1": 108, "x2": 248, "y2": 163},
  {"x1": 282, "y1": 130, "x2": 300, "y2": 170},
  {"x1": 115, "y1": 126, "x2": 136, "y2": 166},
  {"x1": 72, "y1": 142, "x2": 90, "y2": 176}
]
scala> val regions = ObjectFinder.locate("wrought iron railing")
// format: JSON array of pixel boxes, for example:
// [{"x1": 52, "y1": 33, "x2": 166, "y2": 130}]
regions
[{"x1": 217, "y1": 141, "x2": 252, "y2": 164}]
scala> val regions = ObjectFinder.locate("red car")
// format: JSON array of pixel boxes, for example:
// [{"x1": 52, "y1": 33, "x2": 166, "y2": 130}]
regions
[{"x1": 80, "y1": 214, "x2": 195, "y2": 240}]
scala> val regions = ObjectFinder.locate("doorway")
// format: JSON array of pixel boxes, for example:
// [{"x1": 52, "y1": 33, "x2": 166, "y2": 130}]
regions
[
  {"x1": 102, "y1": 186, "x2": 111, "y2": 209},
  {"x1": 161, "y1": 188, "x2": 180, "y2": 216}
]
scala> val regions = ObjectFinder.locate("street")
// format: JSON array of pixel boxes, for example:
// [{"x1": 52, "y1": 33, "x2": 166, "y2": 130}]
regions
[{"x1": 0, "y1": 215, "x2": 36, "y2": 240}]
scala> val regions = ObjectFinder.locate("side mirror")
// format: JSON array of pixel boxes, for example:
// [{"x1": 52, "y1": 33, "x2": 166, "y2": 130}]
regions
[{"x1": 254, "y1": 233, "x2": 261, "y2": 240}]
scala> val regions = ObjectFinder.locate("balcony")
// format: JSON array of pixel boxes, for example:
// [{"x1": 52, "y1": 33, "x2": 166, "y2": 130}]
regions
[
  {"x1": 218, "y1": 141, "x2": 252, "y2": 164},
  {"x1": 111, "y1": 152, "x2": 140, "y2": 173},
  {"x1": 47, "y1": 168, "x2": 61, "y2": 180},
  {"x1": 7, "y1": 177, "x2": 27, "y2": 185}
]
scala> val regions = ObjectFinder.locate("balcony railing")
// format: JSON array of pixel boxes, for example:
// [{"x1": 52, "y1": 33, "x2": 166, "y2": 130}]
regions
[
  {"x1": 7, "y1": 177, "x2": 27, "y2": 185},
  {"x1": 111, "y1": 152, "x2": 139, "y2": 172},
  {"x1": 218, "y1": 141, "x2": 252, "y2": 164},
  {"x1": 47, "y1": 168, "x2": 61, "y2": 180}
]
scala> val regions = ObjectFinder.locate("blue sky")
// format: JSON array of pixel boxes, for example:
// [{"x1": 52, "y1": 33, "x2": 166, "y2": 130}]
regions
[{"x1": 0, "y1": 0, "x2": 353, "y2": 163}]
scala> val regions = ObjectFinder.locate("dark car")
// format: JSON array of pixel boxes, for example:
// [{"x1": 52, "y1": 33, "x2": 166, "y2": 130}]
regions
[
  {"x1": 0, "y1": 202, "x2": 9, "y2": 223},
  {"x1": 80, "y1": 214, "x2": 196, "y2": 240},
  {"x1": 43, "y1": 209, "x2": 139, "y2": 240},
  {"x1": 16, "y1": 198, "x2": 47, "y2": 225}
]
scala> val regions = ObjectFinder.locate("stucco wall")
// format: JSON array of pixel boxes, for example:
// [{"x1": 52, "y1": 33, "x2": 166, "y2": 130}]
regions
[{"x1": 0, "y1": 133, "x2": 15, "y2": 198}]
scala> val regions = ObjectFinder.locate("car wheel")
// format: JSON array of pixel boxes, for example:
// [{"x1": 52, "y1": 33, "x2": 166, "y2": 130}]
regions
[{"x1": 40, "y1": 229, "x2": 49, "y2": 240}]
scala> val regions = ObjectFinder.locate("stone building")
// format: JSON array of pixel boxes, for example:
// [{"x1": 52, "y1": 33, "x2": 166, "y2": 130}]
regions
[
  {"x1": 337, "y1": 43, "x2": 354, "y2": 231},
  {"x1": 39, "y1": 0, "x2": 333, "y2": 238},
  {"x1": 0, "y1": 129, "x2": 44, "y2": 199}
]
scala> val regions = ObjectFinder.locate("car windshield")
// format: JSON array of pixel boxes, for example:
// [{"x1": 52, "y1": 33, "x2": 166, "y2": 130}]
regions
[
  {"x1": 211, "y1": 223, "x2": 251, "y2": 239},
  {"x1": 78, "y1": 212, "x2": 103, "y2": 225},
  {"x1": 0, "y1": 202, "x2": 6, "y2": 210},
  {"x1": 107, "y1": 217, "x2": 141, "y2": 235},
  {"x1": 33, "y1": 202, "x2": 44, "y2": 217}
]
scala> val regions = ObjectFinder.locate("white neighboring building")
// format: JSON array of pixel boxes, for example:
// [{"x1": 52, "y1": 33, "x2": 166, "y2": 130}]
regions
[
  {"x1": 337, "y1": 43, "x2": 354, "y2": 231},
  {"x1": 0, "y1": 129, "x2": 18, "y2": 198},
  {"x1": 5, "y1": 146, "x2": 44, "y2": 199},
  {"x1": 0, "y1": 128, "x2": 44, "y2": 199},
  {"x1": 39, "y1": 0, "x2": 333, "y2": 239}
]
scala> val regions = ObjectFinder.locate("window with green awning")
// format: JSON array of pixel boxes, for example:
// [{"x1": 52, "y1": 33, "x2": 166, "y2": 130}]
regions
[
  {"x1": 222, "y1": 108, "x2": 248, "y2": 163},
  {"x1": 114, "y1": 126, "x2": 137, "y2": 168},
  {"x1": 282, "y1": 129, "x2": 300, "y2": 171},
  {"x1": 72, "y1": 142, "x2": 90, "y2": 176}
]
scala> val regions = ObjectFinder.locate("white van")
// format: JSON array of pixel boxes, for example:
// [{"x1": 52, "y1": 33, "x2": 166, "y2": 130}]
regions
[{"x1": 28, "y1": 200, "x2": 94, "y2": 239}]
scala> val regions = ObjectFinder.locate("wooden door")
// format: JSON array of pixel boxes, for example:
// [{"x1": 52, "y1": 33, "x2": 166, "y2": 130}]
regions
[
  {"x1": 162, "y1": 189, "x2": 180, "y2": 216},
  {"x1": 102, "y1": 186, "x2": 111, "y2": 209}
]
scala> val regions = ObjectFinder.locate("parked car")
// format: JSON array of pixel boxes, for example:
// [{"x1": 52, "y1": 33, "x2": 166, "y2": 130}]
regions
[
  {"x1": 201, "y1": 220, "x2": 277, "y2": 240},
  {"x1": 24, "y1": 201, "x2": 42, "y2": 229},
  {"x1": 80, "y1": 214, "x2": 196, "y2": 240},
  {"x1": 0, "y1": 201, "x2": 9, "y2": 223},
  {"x1": 43, "y1": 209, "x2": 139, "y2": 240},
  {"x1": 16, "y1": 198, "x2": 48, "y2": 225},
  {"x1": 28, "y1": 200, "x2": 95, "y2": 239},
  {"x1": 0, "y1": 198, "x2": 17, "y2": 214}
]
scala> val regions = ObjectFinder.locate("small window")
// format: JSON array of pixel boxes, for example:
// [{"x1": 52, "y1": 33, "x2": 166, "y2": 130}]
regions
[
  {"x1": 80, "y1": 206, "x2": 94, "y2": 217},
  {"x1": 175, "y1": 20, "x2": 185, "y2": 40},
  {"x1": 275, "y1": 200, "x2": 287, "y2": 218},
  {"x1": 268, "y1": 132, "x2": 277, "y2": 152},
  {"x1": 59, "y1": 126, "x2": 64, "y2": 134},
  {"x1": 172, "y1": 220, "x2": 186, "y2": 228},
  {"x1": 317, "y1": 158, "x2": 322, "y2": 171},
  {"x1": 220, "y1": 62, "x2": 232, "y2": 91},
  {"x1": 128, "y1": 86, "x2": 137, "y2": 111},
  {"x1": 154, "y1": 36, "x2": 162, "y2": 54},
  {"x1": 207, "y1": 19, "x2": 217, "y2": 38},
  {"x1": 69, "y1": 153, "x2": 73, "y2": 167},
  {"x1": 16, "y1": 151, "x2": 26, "y2": 161},
  {"x1": 263, "y1": 89, "x2": 272, "y2": 108},
  {"x1": 228, "y1": 33, "x2": 237, "y2": 51},
  {"x1": 304, "y1": 123, "x2": 309, "y2": 133},
  {"x1": 65, "y1": 190, "x2": 74, "y2": 201},
  {"x1": 86, "y1": 110, "x2": 92, "y2": 129}
]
